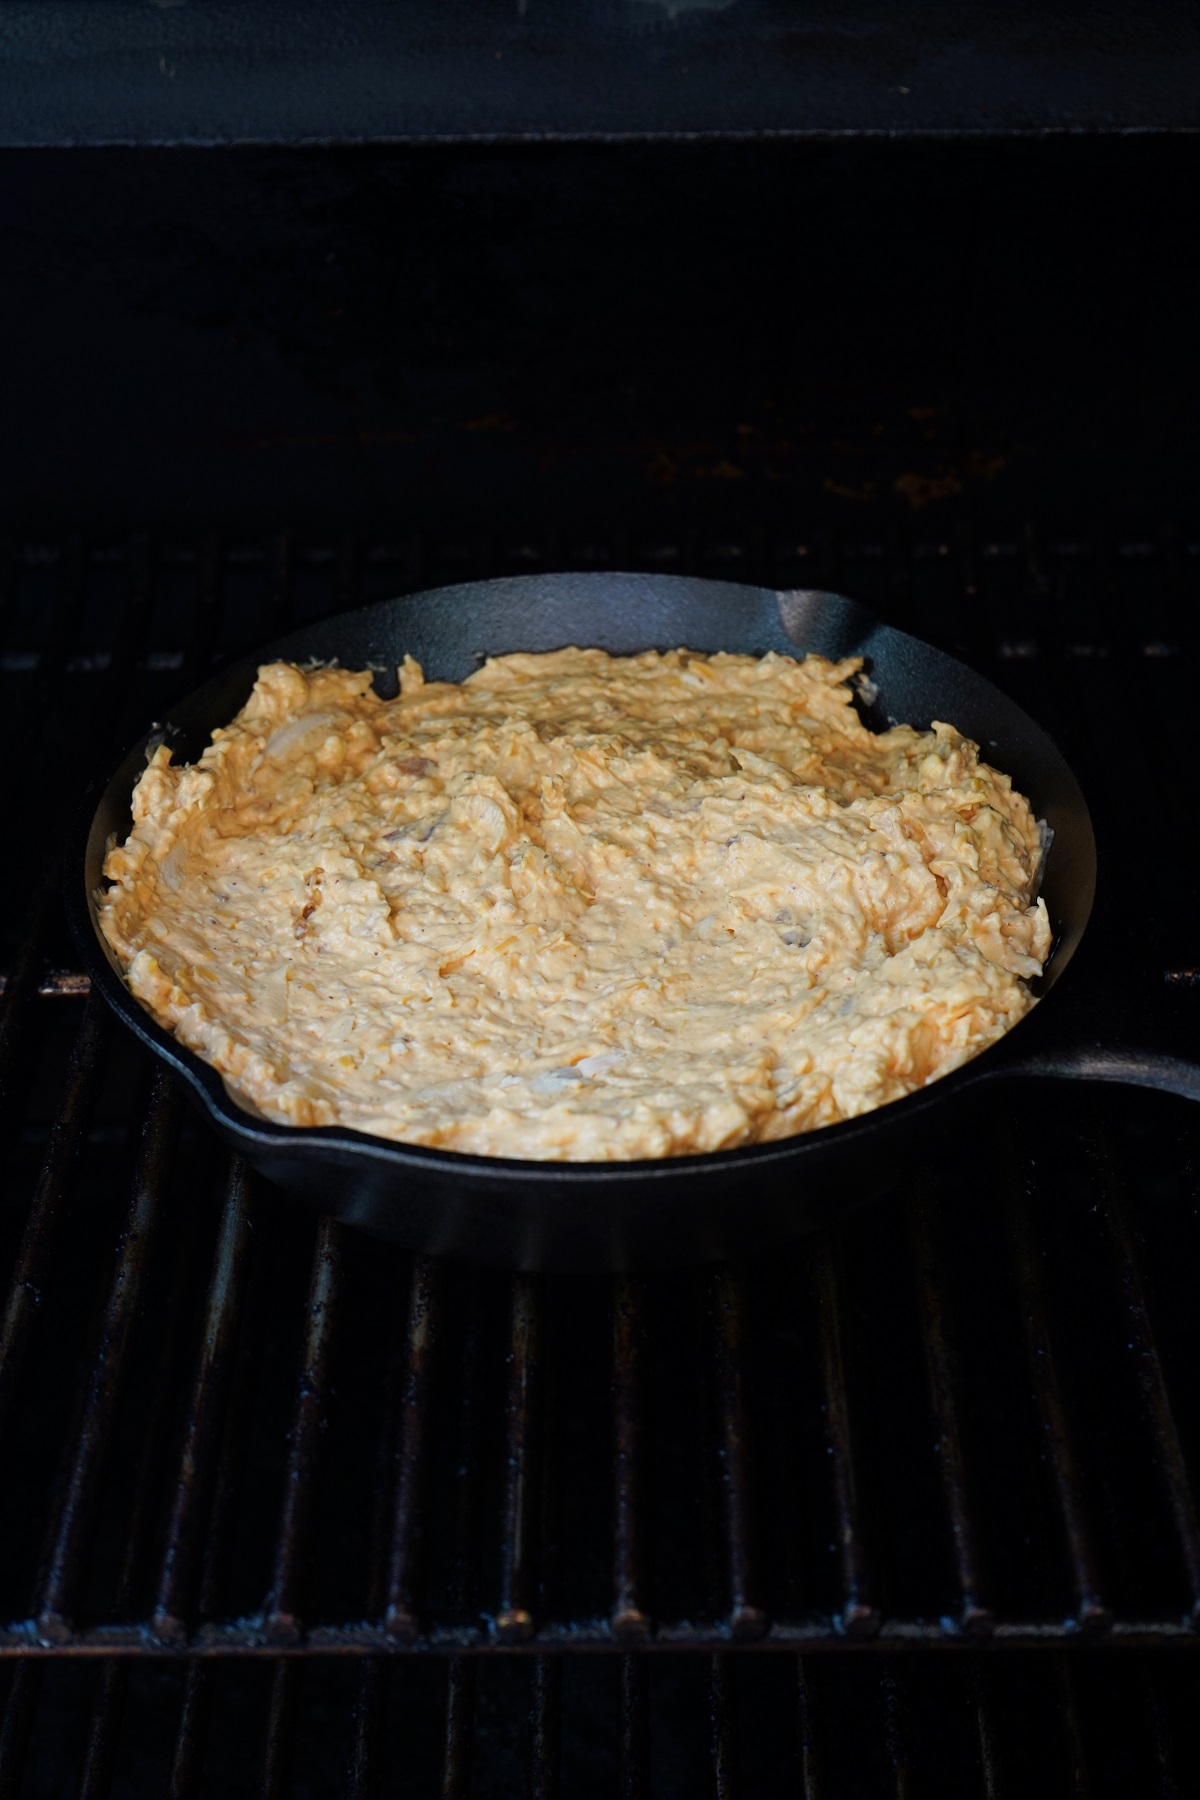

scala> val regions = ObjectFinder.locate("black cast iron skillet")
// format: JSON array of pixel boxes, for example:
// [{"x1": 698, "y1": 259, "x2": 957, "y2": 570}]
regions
[{"x1": 71, "y1": 573, "x2": 1200, "y2": 1269}]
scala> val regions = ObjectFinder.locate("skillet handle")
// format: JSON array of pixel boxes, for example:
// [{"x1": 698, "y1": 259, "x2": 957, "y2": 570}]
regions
[
  {"x1": 993, "y1": 1037, "x2": 1200, "y2": 1103},
  {"x1": 978, "y1": 980, "x2": 1200, "y2": 1103}
]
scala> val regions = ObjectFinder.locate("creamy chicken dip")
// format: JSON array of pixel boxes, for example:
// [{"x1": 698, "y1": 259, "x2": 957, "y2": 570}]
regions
[{"x1": 99, "y1": 647, "x2": 1051, "y2": 1161}]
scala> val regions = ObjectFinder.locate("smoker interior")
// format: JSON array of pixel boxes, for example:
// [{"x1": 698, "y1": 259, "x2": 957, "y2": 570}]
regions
[{"x1": 2, "y1": 138, "x2": 1200, "y2": 1794}]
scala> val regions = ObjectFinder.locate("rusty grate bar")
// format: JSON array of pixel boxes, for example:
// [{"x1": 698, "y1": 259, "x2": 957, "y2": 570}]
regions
[
  {"x1": 0, "y1": 1664, "x2": 40, "y2": 1797},
  {"x1": 167, "y1": 1663, "x2": 212, "y2": 1800},
  {"x1": 153, "y1": 1159, "x2": 255, "y2": 1643},
  {"x1": 709, "y1": 1269, "x2": 766, "y2": 1641},
  {"x1": 261, "y1": 1661, "x2": 299, "y2": 1800},
  {"x1": 1083, "y1": 1119, "x2": 1200, "y2": 1620},
  {"x1": 707, "y1": 1654, "x2": 741, "y2": 1800},
  {"x1": 348, "y1": 1660, "x2": 387, "y2": 1800},
  {"x1": 78, "y1": 1660, "x2": 126, "y2": 1800},
  {"x1": 529, "y1": 1657, "x2": 561, "y2": 1800},
  {"x1": 1056, "y1": 1653, "x2": 1096, "y2": 1798},
  {"x1": 795, "y1": 1658, "x2": 827, "y2": 1800},
  {"x1": 0, "y1": 995, "x2": 110, "y2": 1440},
  {"x1": 909, "y1": 1189, "x2": 994, "y2": 1635},
  {"x1": 1005, "y1": 1170, "x2": 1111, "y2": 1635},
  {"x1": 166, "y1": 1186, "x2": 262, "y2": 1794},
  {"x1": 0, "y1": 970, "x2": 91, "y2": 999},
  {"x1": 881, "y1": 1661, "x2": 912, "y2": 1800},
  {"x1": 496, "y1": 1275, "x2": 544, "y2": 1643},
  {"x1": 445, "y1": 1281, "x2": 485, "y2": 1633},
  {"x1": 970, "y1": 1662, "x2": 1002, "y2": 1800},
  {"x1": 263, "y1": 1215, "x2": 347, "y2": 1645},
  {"x1": 349, "y1": 1259, "x2": 421, "y2": 1791},
  {"x1": 385, "y1": 1257, "x2": 444, "y2": 1640},
  {"x1": 75, "y1": 1176, "x2": 210, "y2": 1799},
  {"x1": 441, "y1": 1656, "x2": 476, "y2": 1800},
  {"x1": 619, "y1": 1654, "x2": 650, "y2": 1799},
  {"x1": 611, "y1": 1276, "x2": 649, "y2": 1638},
  {"x1": 812, "y1": 1232, "x2": 879, "y2": 1638},
  {"x1": 32, "y1": 1070, "x2": 182, "y2": 1641}
]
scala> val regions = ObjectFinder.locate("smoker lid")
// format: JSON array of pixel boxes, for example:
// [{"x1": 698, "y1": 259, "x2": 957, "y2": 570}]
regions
[{"x1": 1, "y1": 0, "x2": 1199, "y2": 146}]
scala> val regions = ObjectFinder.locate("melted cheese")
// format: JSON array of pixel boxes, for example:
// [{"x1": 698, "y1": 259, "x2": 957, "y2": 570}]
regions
[{"x1": 99, "y1": 647, "x2": 1051, "y2": 1161}]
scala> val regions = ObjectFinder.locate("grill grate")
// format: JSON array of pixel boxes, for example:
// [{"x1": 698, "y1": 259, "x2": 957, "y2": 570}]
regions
[
  {"x1": 3, "y1": 1648, "x2": 1200, "y2": 1795},
  {"x1": 2, "y1": 529, "x2": 1200, "y2": 1789}
]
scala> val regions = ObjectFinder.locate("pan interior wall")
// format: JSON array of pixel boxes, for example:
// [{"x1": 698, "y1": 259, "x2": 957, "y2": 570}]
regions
[{"x1": 1, "y1": 136, "x2": 1197, "y2": 538}]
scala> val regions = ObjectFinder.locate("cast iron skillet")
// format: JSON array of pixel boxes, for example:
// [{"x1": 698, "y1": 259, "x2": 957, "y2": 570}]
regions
[{"x1": 70, "y1": 573, "x2": 1200, "y2": 1269}]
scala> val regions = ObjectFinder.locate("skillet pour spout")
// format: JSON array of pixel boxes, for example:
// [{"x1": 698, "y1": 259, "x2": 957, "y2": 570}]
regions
[{"x1": 70, "y1": 572, "x2": 1200, "y2": 1270}]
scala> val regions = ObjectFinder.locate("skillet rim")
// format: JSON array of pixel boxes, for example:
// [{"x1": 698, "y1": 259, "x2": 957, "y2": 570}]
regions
[{"x1": 69, "y1": 570, "x2": 1096, "y2": 1186}]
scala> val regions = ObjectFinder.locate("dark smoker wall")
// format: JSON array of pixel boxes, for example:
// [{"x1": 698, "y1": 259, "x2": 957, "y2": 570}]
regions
[{"x1": 0, "y1": 136, "x2": 1196, "y2": 539}]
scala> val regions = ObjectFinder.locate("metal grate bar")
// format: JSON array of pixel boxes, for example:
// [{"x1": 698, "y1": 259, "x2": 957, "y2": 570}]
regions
[
  {"x1": 1141, "y1": 1654, "x2": 1183, "y2": 1800},
  {"x1": 350, "y1": 1261, "x2": 420, "y2": 1791},
  {"x1": 536, "y1": 1303, "x2": 562, "y2": 1652},
  {"x1": 167, "y1": 1664, "x2": 212, "y2": 1800},
  {"x1": 528, "y1": 1657, "x2": 561, "y2": 1800},
  {"x1": 446, "y1": 1285, "x2": 485, "y2": 1627},
  {"x1": 0, "y1": 971, "x2": 91, "y2": 1000},
  {"x1": 1005, "y1": 1174, "x2": 1111, "y2": 1633},
  {"x1": 709, "y1": 1270, "x2": 765, "y2": 1640},
  {"x1": 166, "y1": 1189, "x2": 262, "y2": 1795},
  {"x1": 706, "y1": 1654, "x2": 741, "y2": 1800},
  {"x1": 611, "y1": 1276, "x2": 648, "y2": 1638},
  {"x1": 34, "y1": 1069, "x2": 181, "y2": 1639},
  {"x1": 262, "y1": 1661, "x2": 299, "y2": 1800},
  {"x1": 812, "y1": 1232, "x2": 879, "y2": 1636},
  {"x1": 496, "y1": 1275, "x2": 544, "y2": 1643},
  {"x1": 153, "y1": 1159, "x2": 255, "y2": 1642},
  {"x1": 618, "y1": 1655, "x2": 650, "y2": 1800},
  {"x1": 908, "y1": 1191, "x2": 994, "y2": 1634},
  {"x1": 347, "y1": 1660, "x2": 386, "y2": 1800},
  {"x1": 263, "y1": 1215, "x2": 347, "y2": 1645},
  {"x1": 385, "y1": 1257, "x2": 443, "y2": 1639},
  {"x1": 1056, "y1": 1654, "x2": 1095, "y2": 1800},
  {"x1": 970, "y1": 1663, "x2": 1002, "y2": 1800},
  {"x1": 881, "y1": 1662, "x2": 911, "y2": 1800},
  {"x1": 0, "y1": 1664, "x2": 40, "y2": 1799},
  {"x1": 0, "y1": 996, "x2": 110, "y2": 1439},
  {"x1": 1085, "y1": 1122, "x2": 1200, "y2": 1619},
  {"x1": 441, "y1": 1656, "x2": 475, "y2": 1800},
  {"x1": 77, "y1": 1662, "x2": 126, "y2": 1800},
  {"x1": 77, "y1": 1188, "x2": 209, "y2": 1800},
  {"x1": 794, "y1": 1659, "x2": 827, "y2": 1800}
]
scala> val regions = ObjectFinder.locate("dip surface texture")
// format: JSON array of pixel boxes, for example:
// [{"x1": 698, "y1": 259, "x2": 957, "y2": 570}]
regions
[{"x1": 100, "y1": 648, "x2": 1051, "y2": 1160}]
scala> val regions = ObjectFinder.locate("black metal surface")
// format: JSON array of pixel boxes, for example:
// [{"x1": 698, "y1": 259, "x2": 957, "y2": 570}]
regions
[
  {"x1": 3, "y1": 0, "x2": 1200, "y2": 145},
  {"x1": 6, "y1": 141, "x2": 1200, "y2": 545},
  {"x1": 5, "y1": 527, "x2": 1200, "y2": 1794}
]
